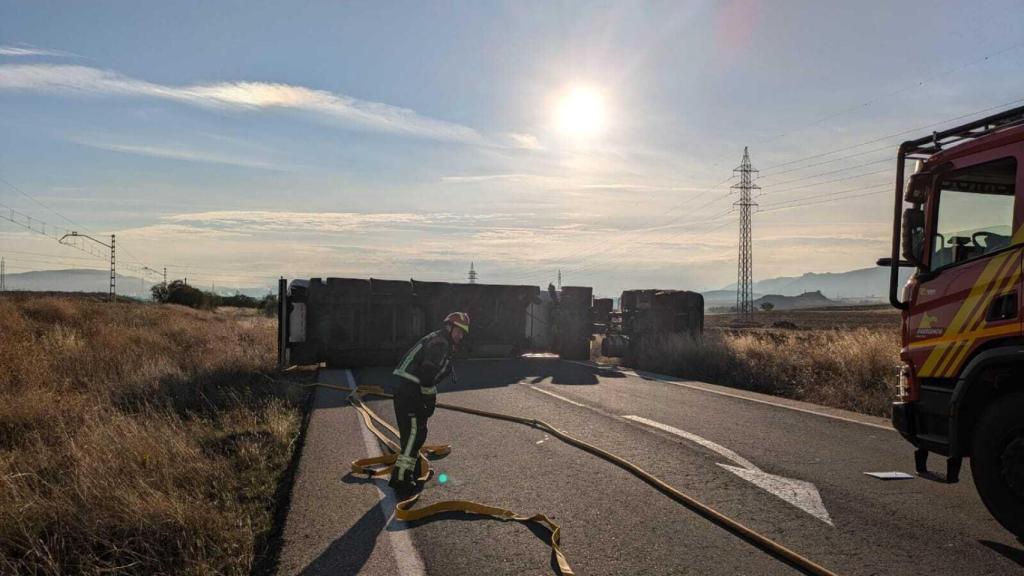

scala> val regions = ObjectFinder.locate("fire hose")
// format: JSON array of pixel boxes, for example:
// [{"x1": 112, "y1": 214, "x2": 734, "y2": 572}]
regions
[{"x1": 280, "y1": 376, "x2": 841, "y2": 576}]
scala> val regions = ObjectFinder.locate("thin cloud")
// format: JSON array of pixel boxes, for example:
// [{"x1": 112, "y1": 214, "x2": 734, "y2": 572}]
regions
[
  {"x1": 0, "y1": 45, "x2": 79, "y2": 58},
  {"x1": 160, "y1": 210, "x2": 541, "y2": 235},
  {"x1": 504, "y1": 132, "x2": 544, "y2": 150},
  {"x1": 71, "y1": 138, "x2": 294, "y2": 171},
  {"x1": 0, "y1": 64, "x2": 482, "y2": 142}
]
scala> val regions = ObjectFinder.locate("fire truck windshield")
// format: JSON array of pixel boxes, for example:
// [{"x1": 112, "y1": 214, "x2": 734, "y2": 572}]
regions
[{"x1": 931, "y1": 157, "x2": 1016, "y2": 270}]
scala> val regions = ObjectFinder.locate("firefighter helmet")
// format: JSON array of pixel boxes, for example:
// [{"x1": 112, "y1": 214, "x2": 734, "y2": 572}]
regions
[{"x1": 444, "y1": 311, "x2": 470, "y2": 334}]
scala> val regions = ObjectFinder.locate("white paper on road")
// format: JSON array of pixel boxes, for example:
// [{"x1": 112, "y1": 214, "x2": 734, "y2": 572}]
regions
[
  {"x1": 623, "y1": 414, "x2": 834, "y2": 526},
  {"x1": 864, "y1": 471, "x2": 914, "y2": 480}
]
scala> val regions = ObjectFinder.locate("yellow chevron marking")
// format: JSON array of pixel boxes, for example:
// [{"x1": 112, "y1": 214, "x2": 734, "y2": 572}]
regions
[
  {"x1": 910, "y1": 317, "x2": 1023, "y2": 351},
  {"x1": 941, "y1": 268, "x2": 1023, "y2": 377},
  {"x1": 916, "y1": 251, "x2": 1016, "y2": 376}
]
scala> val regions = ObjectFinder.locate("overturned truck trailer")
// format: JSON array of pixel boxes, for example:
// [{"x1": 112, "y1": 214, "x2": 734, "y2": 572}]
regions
[
  {"x1": 601, "y1": 289, "x2": 704, "y2": 358},
  {"x1": 278, "y1": 277, "x2": 593, "y2": 367}
]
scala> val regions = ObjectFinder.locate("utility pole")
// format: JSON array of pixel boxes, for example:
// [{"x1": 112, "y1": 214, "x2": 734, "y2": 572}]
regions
[
  {"x1": 109, "y1": 234, "x2": 116, "y2": 302},
  {"x1": 162, "y1": 267, "x2": 167, "y2": 286},
  {"x1": 1, "y1": 256, "x2": 5, "y2": 292},
  {"x1": 468, "y1": 262, "x2": 477, "y2": 284},
  {"x1": 557, "y1": 269, "x2": 562, "y2": 291},
  {"x1": 732, "y1": 147, "x2": 760, "y2": 323},
  {"x1": 60, "y1": 231, "x2": 116, "y2": 302}
]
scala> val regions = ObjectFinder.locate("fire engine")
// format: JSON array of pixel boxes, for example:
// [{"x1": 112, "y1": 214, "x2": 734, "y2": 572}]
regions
[{"x1": 881, "y1": 105, "x2": 1024, "y2": 538}]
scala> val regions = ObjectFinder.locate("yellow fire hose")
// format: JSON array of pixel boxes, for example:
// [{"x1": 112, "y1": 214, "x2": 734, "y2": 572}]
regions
[{"x1": 281, "y1": 376, "x2": 840, "y2": 576}]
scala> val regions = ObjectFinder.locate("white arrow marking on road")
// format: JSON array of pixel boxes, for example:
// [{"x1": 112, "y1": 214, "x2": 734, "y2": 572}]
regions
[{"x1": 623, "y1": 414, "x2": 834, "y2": 526}]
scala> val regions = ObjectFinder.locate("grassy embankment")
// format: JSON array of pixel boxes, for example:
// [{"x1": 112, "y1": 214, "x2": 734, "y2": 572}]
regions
[
  {"x1": 0, "y1": 295, "x2": 306, "y2": 575},
  {"x1": 597, "y1": 308, "x2": 901, "y2": 417}
]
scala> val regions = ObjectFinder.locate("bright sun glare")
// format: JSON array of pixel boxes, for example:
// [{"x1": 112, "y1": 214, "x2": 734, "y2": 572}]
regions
[{"x1": 556, "y1": 86, "x2": 606, "y2": 137}]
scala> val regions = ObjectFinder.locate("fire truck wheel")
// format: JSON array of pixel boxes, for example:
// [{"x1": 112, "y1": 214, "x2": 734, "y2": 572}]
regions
[{"x1": 971, "y1": 393, "x2": 1024, "y2": 538}]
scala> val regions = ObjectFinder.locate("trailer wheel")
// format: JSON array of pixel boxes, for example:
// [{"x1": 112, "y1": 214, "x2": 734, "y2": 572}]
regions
[{"x1": 971, "y1": 393, "x2": 1024, "y2": 538}]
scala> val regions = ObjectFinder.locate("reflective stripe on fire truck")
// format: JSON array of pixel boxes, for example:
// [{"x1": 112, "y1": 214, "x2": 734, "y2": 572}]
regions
[{"x1": 915, "y1": 249, "x2": 1022, "y2": 377}]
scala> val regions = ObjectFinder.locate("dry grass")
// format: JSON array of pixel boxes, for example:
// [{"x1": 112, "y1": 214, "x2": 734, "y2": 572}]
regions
[
  {"x1": 623, "y1": 328, "x2": 900, "y2": 417},
  {"x1": 0, "y1": 295, "x2": 306, "y2": 575}
]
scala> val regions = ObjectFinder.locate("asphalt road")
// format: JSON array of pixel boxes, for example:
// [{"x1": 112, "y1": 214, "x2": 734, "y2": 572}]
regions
[{"x1": 274, "y1": 359, "x2": 1024, "y2": 576}]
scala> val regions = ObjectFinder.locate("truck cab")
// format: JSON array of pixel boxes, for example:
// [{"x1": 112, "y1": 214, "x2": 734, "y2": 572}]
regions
[{"x1": 882, "y1": 106, "x2": 1024, "y2": 538}]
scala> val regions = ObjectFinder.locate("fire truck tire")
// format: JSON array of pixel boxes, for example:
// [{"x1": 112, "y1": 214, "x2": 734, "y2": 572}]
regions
[{"x1": 970, "y1": 393, "x2": 1024, "y2": 538}]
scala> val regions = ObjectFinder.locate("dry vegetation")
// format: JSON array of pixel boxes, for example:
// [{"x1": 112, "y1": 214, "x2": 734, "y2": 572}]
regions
[
  {"x1": 0, "y1": 295, "x2": 306, "y2": 575},
  {"x1": 602, "y1": 308, "x2": 902, "y2": 417}
]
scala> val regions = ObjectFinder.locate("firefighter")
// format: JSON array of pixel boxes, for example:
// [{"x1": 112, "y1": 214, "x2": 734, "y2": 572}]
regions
[{"x1": 388, "y1": 311, "x2": 469, "y2": 494}]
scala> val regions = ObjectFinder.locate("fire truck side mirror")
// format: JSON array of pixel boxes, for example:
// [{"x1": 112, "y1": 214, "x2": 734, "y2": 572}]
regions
[{"x1": 901, "y1": 207, "x2": 926, "y2": 267}]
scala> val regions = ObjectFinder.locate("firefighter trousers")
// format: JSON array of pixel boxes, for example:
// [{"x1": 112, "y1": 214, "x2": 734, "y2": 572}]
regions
[{"x1": 389, "y1": 377, "x2": 430, "y2": 488}]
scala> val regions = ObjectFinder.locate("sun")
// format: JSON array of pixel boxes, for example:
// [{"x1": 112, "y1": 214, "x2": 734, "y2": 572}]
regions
[{"x1": 555, "y1": 86, "x2": 606, "y2": 138}]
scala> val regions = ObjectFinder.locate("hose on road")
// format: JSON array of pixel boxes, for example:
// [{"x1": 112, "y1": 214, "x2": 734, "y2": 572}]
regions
[{"x1": 286, "y1": 375, "x2": 840, "y2": 576}]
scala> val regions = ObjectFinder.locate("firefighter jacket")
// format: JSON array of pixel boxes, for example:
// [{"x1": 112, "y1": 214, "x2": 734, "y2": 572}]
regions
[{"x1": 392, "y1": 329, "x2": 454, "y2": 396}]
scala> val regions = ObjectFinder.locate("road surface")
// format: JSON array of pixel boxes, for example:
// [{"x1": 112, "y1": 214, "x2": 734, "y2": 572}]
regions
[{"x1": 274, "y1": 358, "x2": 1024, "y2": 575}]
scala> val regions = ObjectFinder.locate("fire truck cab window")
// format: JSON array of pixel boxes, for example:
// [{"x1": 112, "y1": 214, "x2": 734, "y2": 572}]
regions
[{"x1": 931, "y1": 157, "x2": 1017, "y2": 270}]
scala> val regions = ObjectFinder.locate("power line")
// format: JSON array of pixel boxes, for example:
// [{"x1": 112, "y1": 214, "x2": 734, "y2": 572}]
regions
[
  {"x1": 558, "y1": 206, "x2": 738, "y2": 279},
  {"x1": 754, "y1": 39, "x2": 1024, "y2": 147},
  {"x1": 758, "y1": 144, "x2": 892, "y2": 178},
  {"x1": 763, "y1": 168, "x2": 891, "y2": 197},
  {"x1": 760, "y1": 95, "x2": 1024, "y2": 173},
  {"x1": 0, "y1": 200, "x2": 109, "y2": 260},
  {"x1": 759, "y1": 157, "x2": 890, "y2": 187},
  {"x1": 0, "y1": 174, "x2": 159, "y2": 271},
  {"x1": 758, "y1": 187, "x2": 890, "y2": 214}
]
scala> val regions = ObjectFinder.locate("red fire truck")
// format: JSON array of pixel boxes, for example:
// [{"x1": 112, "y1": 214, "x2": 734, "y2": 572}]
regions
[{"x1": 881, "y1": 105, "x2": 1024, "y2": 538}]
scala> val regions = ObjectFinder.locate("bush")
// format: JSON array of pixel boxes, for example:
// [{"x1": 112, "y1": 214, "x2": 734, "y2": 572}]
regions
[
  {"x1": 626, "y1": 328, "x2": 898, "y2": 417},
  {"x1": 152, "y1": 280, "x2": 220, "y2": 310}
]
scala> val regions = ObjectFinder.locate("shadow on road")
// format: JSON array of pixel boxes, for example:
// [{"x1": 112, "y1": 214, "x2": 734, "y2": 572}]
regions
[
  {"x1": 298, "y1": 501, "x2": 387, "y2": 576},
  {"x1": 398, "y1": 506, "x2": 561, "y2": 574},
  {"x1": 979, "y1": 539, "x2": 1024, "y2": 568},
  {"x1": 355, "y1": 357, "x2": 624, "y2": 395}
]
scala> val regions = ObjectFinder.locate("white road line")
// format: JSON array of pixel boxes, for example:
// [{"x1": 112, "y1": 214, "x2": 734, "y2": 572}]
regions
[
  {"x1": 621, "y1": 414, "x2": 757, "y2": 470},
  {"x1": 529, "y1": 385, "x2": 588, "y2": 407},
  {"x1": 623, "y1": 414, "x2": 834, "y2": 526},
  {"x1": 565, "y1": 360, "x2": 893, "y2": 432},
  {"x1": 345, "y1": 370, "x2": 426, "y2": 576},
  {"x1": 522, "y1": 384, "x2": 834, "y2": 525}
]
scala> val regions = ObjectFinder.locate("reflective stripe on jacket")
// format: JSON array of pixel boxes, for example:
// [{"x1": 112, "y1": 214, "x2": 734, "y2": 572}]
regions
[{"x1": 392, "y1": 329, "x2": 453, "y2": 394}]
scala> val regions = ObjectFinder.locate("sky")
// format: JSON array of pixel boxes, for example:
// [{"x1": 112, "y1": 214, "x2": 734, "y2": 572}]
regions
[{"x1": 1, "y1": 1, "x2": 1023, "y2": 296}]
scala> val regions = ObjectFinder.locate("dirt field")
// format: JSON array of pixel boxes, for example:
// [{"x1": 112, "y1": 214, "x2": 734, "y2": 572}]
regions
[{"x1": 705, "y1": 305, "x2": 901, "y2": 332}]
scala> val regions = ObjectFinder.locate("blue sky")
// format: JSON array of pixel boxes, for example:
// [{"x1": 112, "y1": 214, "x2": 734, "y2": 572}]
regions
[{"x1": 1, "y1": 1, "x2": 1023, "y2": 295}]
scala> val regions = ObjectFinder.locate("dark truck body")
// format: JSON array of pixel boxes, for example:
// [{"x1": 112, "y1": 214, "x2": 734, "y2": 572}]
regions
[
  {"x1": 601, "y1": 289, "x2": 704, "y2": 357},
  {"x1": 279, "y1": 277, "x2": 594, "y2": 367}
]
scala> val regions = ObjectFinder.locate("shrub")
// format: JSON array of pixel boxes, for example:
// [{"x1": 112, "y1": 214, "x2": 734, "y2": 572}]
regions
[{"x1": 627, "y1": 328, "x2": 899, "y2": 417}]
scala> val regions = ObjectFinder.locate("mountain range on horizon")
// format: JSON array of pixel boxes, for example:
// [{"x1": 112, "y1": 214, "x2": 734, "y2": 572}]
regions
[
  {"x1": 705, "y1": 266, "x2": 915, "y2": 304},
  {"x1": 2, "y1": 266, "x2": 915, "y2": 304},
  {"x1": 0, "y1": 269, "x2": 273, "y2": 299}
]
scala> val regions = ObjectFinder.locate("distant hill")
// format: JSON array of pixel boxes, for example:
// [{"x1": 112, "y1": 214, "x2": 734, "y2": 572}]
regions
[
  {"x1": 1, "y1": 269, "x2": 271, "y2": 299},
  {"x1": 716, "y1": 266, "x2": 914, "y2": 300},
  {"x1": 753, "y1": 290, "x2": 836, "y2": 311},
  {"x1": 701, "y1": 289, "x2": 764, "y2": 307},
  {"x1": 2, "y1": 269, "x2": 154, "y2": 298}
]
